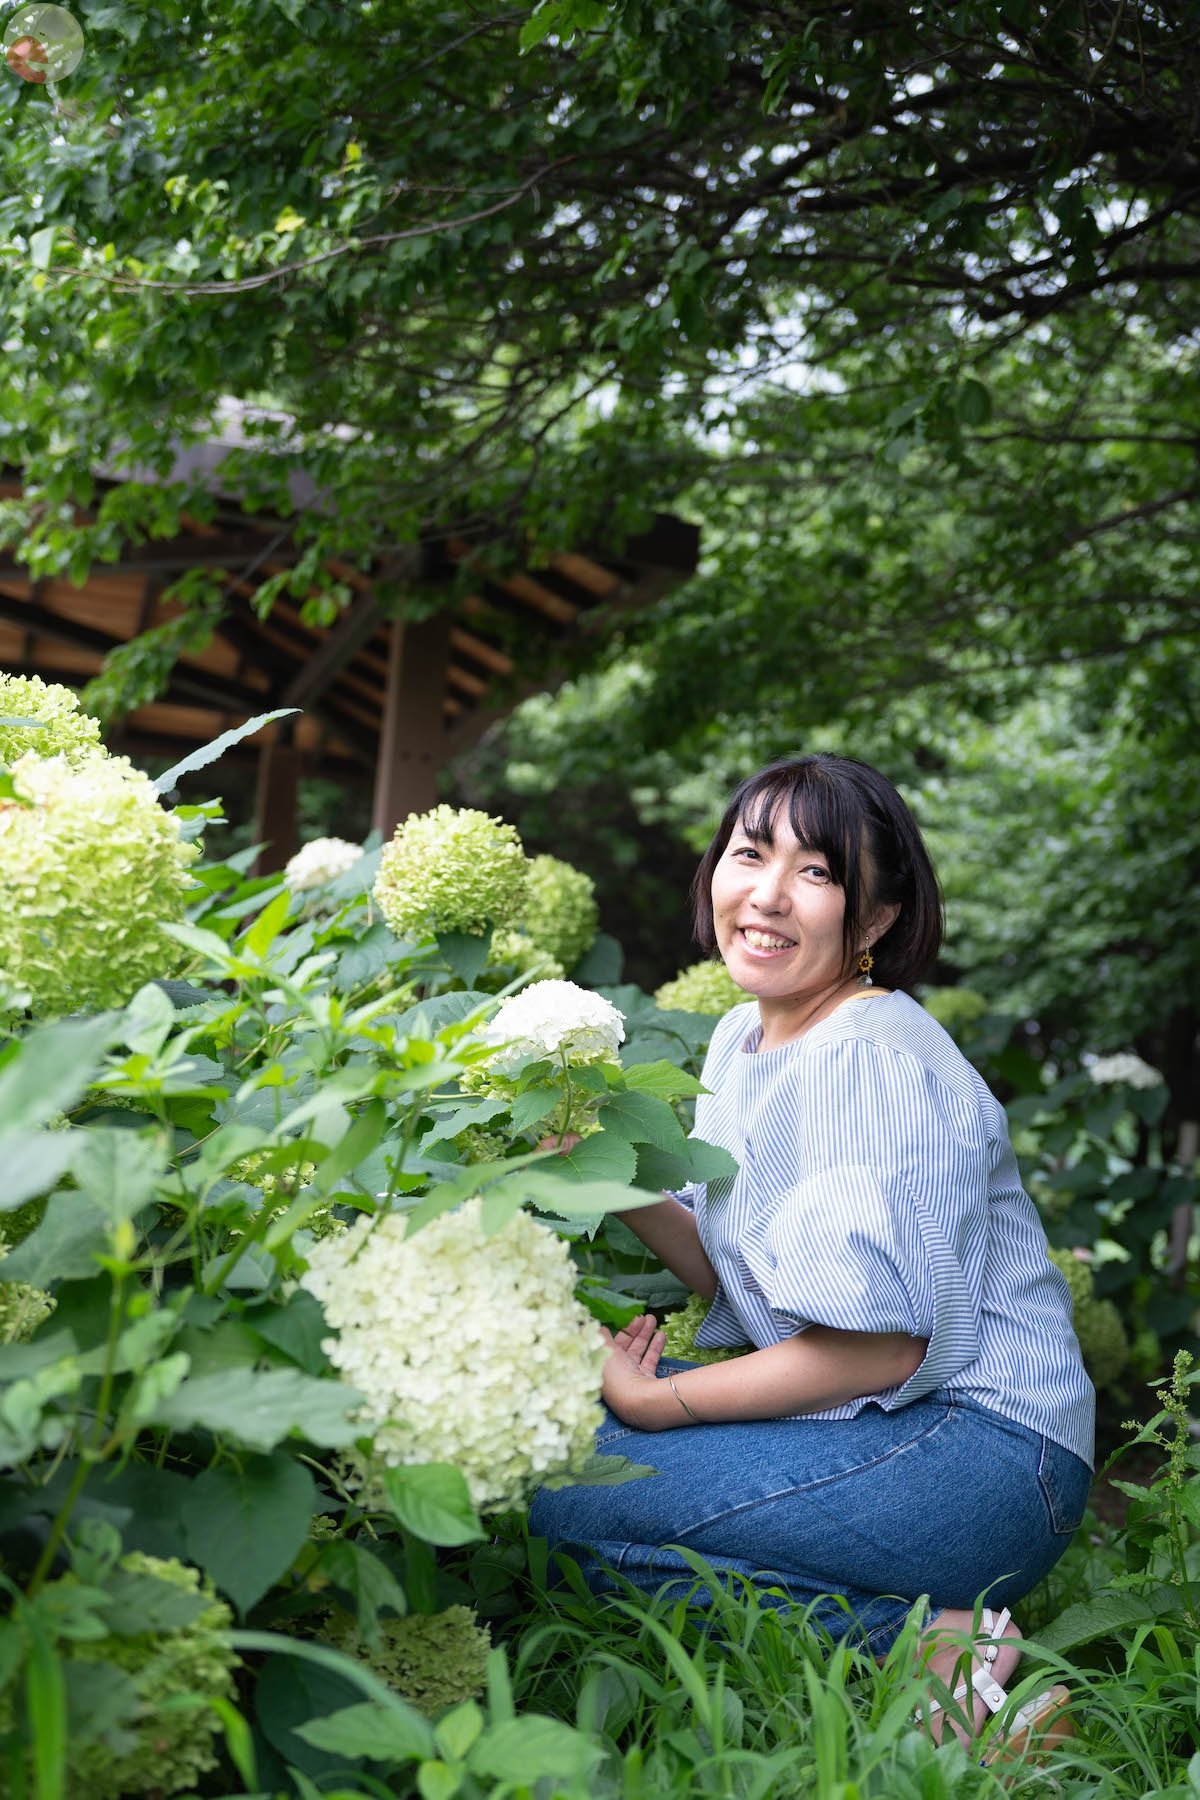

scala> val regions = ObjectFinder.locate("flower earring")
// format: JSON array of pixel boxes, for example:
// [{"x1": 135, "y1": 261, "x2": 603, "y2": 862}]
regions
[{"x1": 857, "y1": 945, "x2": 874, "y2": 987}]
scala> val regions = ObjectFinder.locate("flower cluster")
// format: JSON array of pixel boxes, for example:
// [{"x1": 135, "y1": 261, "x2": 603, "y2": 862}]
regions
[
  {"x1": 473, "y1": 979, "x2": 625, "y2": 1077},
  {"x1": 0, "y1": 752, "x2": 198, "y2": 1015},
  {"x1": 301, "y1": 1198, "x2": 608, "y2": 1511},
  {"x1": 0, "y1": 1228, "x2": 54, "y2": 1345},
  {"x1": 64, "y1": 1554, "x2": 237, "y2": 1799},
  {"x1": 1048, "y1": 1247, "x2": 1129, "y2": 1388},
  {"x1": 661, "y1": 1293, "x2": 749, "y2": 1365},
  {"x1": 374, "y1": 805, "x2": 527, "y2": 940},
  {"x1": 484, "y1": 926, "x2": 565, "y2": 988},
  {"x1": 518, "y1": 854, "x2": 599, "y2": 972},
  {"x1": 326, "y1": 1605, "x2": 492, "y2": 1717},
  {"x1": 1087, "y1": 1052, "x2": 1163, "y2": 1090},
  {"x1": 226, "y1": 1151, "x2": 344, "y2": 1241},
  {"x1": 654, "y1": 960, "x2": 748, "y2": 1017},
  {"x1": 284, "y1": 835, "x2": 364, "y2": 894},
  {"x1": 0, "y1": 673, "x2": 104, "y2": 768}
]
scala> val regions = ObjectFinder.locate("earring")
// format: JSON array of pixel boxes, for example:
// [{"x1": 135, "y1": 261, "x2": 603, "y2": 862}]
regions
[{"x1": 857, "y1": 945, "x2": 874, "y2": 988}]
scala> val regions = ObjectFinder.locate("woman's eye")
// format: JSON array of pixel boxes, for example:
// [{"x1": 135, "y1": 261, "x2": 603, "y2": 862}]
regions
[{"x1": 804, "y1": 864, "x2": 831, "y2": 881}]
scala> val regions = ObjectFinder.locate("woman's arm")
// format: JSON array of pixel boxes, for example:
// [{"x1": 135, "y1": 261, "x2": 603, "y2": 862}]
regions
[
  {"x1": 616, "y1": 1197, "x2": 718, "y2": 1300},
  {"x1": 602, "y1": 1313, "x2": 927, "y2": 1431}
]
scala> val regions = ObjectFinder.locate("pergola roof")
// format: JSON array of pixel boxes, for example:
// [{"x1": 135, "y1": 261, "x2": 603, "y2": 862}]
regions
[{"x1": 0, "y1": 466, "x2": 699, "y2": 799}]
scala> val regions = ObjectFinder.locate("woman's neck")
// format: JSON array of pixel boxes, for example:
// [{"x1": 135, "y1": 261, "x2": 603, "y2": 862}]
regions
[{"x1": 754, "y1": 982, "x2": 889, "y2": 1052}]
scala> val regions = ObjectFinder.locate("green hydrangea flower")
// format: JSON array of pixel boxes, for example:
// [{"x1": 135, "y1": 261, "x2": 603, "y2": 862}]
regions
[
  {"x1": 326, "y1": 1605, "x2": 491, "y2": 1717},
  {"x1": 226, "y1": 1151, "x2": 344, "y2": 1240},
  {"x1": 517, "y1": 855, "x2": 598, "y2": 972},
  {"x1": 1048, "y1": 1247, "x2": 1130, "y2": 1388},
  {"x1": 0, "y1": 674, "x2": 105, "y2": 769},
  {"x1": 64, "y1": 1554, "x2": 237, "y2": 1799},
  {"x1": 654, "y1": 961, "x2": 748, "y2": 1017},
  {"x1": 0, "y1": 752, "x2": 198, "y2": 1016},
  {"x1": 482, "y1": 927, "x2": 565, "y2": 991},
  {"x1": 662, "y1": 1292, "x2": 750, "y2": 1364},
  {"x1": 374, "y1": 805, "x2": 528, "y2": 940}
]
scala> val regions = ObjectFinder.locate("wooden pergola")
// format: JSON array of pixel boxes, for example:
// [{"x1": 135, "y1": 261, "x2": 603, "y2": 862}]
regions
[{"x1": 0, "y1": 463, "x2": 698, "y2": 866}]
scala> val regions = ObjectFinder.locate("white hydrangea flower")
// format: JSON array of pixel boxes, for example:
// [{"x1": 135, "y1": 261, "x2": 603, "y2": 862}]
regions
[
  {"x1": 475, "y1": 979, "x2": 625, "y2": 1075},
  {"x1": 300, "y1": 1199, "x2": 607, "y2": 1512},
  {"x1": 1088, "y1": 1052, "x2": 1163, "y2": 1090},
  {"x1": 284, "y1": 836, "x2": 364, "y2": 894},
  {"x1": 0, "y1": 751, "x2": 198, "y2": 1015}
]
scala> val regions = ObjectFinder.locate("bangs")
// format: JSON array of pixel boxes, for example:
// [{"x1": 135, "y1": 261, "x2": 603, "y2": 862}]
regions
[{"x1": 734, "y1": 764, "x2": 858, "y2": 890}]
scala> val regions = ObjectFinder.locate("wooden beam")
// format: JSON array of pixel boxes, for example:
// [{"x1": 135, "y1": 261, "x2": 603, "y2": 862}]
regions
[
  {"x1": 283, "y1": 590, "x2": 382, "y2": 708},
  {"x1": 371, "y1": 613, "x2": 452, "y2": 836},
  {"x1": 253, "y1": 722, "x2": 302, "y2": 875}
]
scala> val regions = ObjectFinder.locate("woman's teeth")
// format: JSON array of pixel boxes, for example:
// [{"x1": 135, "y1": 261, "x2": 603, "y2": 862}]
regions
[{"x1": 743, "y1": 928, "x2": 792, "y2": 950}]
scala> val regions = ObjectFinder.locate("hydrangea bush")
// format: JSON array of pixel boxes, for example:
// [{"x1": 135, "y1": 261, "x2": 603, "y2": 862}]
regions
[
  {"x1": 0, "y1": 751, "x2": 198, "y2": 1014},
  {"x1": 473, "y1": 979, "x2": 625, "y2": 1077},
  {"x1": 0, "y1": 672, "x2": 105, "y2": 768},
  {"x1": 301, "y1": 1198, "x2": 608, "y2": 1510},
  {"x1": 518, "y1": 853, "x2": 599, "y2": 971},
  {"x1": 374, "y1": 804, "x2": 528, "y2": 938}
]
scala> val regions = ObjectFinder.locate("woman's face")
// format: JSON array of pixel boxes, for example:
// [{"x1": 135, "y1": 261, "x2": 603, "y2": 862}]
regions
[{"x1": 709, "y1": 808, "x2": 855, "y2": 1006}]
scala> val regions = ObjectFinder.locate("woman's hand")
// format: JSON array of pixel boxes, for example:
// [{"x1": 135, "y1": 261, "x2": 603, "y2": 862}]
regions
[{"x1": 600, "y1": 1312, "x2": 665, "y2": 1426}]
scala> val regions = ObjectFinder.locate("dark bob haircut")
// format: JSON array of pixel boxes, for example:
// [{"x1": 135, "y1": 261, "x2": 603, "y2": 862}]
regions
[{"x1": 691, "y1": 754, "x2": 944, "y2": 994}]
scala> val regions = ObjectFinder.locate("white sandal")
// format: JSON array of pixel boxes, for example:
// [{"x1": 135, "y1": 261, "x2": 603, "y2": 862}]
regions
[{"x1": 924, "y1": 1606, "x2": 1074, "y2": 1765}]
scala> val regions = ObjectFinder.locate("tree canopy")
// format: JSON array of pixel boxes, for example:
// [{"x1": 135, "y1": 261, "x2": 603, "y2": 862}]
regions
[{"x1": 1, "y1": 0, "x2": 1196, "y2": 1106}]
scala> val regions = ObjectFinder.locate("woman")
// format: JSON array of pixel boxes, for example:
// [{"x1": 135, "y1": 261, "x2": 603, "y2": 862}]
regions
[{"x1": 530, "y1": 754, "x2": 1094, "y2": 1755}]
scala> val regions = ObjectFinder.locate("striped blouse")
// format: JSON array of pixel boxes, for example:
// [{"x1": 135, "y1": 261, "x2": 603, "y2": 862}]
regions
[{"x1": 674, "y1": 990, "x2": 1095, "y2": 1466}]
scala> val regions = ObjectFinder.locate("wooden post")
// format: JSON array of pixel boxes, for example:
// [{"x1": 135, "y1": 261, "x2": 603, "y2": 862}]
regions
[
  {"x1": 253, "y1": 718, "x2": 302, "y2": 874},
  {"x1": 371, "y1": 612, "x2": 452, "y2": 837}
]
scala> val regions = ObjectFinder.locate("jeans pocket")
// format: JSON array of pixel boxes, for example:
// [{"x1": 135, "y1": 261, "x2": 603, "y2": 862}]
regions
[{"x1": 1037, "y1": 1435, "x2": 1090, "y2": 1536}]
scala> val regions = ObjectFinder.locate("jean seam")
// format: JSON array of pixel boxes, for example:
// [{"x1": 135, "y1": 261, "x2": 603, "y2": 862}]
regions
[{"x1": 668, "y1": 1401, "x2": 958, "y2": 1541}]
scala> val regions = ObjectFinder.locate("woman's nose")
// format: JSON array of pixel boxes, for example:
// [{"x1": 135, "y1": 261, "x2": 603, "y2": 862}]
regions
[{"x1": 749, "y1": 862, "x2": 789, "y2": 912}]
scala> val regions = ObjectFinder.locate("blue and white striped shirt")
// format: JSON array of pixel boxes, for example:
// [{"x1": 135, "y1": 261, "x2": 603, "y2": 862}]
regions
[{"x1": 675, "y1": 991, "x2": 1095, "y2": 1467}]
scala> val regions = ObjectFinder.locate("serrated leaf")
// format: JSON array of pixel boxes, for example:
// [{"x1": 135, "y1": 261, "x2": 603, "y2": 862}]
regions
[
  {"x1": 153, "y1": 710, "x2": 299, "y2": 793},
  {"x1": 1035, "y1": 1582, "x2": 1184, "y2": 1653},
  {"x1": 598, "y1": 1090, "x2": 687, "y2": 1153},
  {"x1": 621, "y1": 1059, "x2": 705, "y2": 1101},
  {"x1": 555, "y1": 1132, "x2": 637, "y2": 1184},
  {"x1": 468, "y1": 1714, "x2": 603, "y2": 1783},
  {"x1": 298, "y1": 1699, "x2": 432, "y2": 1764}
]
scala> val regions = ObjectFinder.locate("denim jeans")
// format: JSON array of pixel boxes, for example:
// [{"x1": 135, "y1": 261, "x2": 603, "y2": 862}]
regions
[{"x1": 528, "y1": 1366, "x2": 1092, "y2": 1653}]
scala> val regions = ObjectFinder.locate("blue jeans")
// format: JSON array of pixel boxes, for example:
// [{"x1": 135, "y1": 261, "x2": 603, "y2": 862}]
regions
[{"x1": 528, "y1": 1368, "x2": 1091, "y2": 1653}]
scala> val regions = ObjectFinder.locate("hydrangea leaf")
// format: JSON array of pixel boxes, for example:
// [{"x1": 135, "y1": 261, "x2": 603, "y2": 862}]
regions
[
  {"x1": 0, "y1": 1131, "x2": 79, "y2": 1214},
  {"x1": 313, "y1": 1541, "x2": 408, "y2": 1640},
  {"x1": 569, "y1": 933, "x2": 624, "y2": 986},
  {"x1": 2, "y1": 1131, "x2": 167, "y2": 1285},
  {"x1": 0, "y1": 1012, "x2": 125, "y2": 1133},
  {"x1": 467, "y1": 1715, "x2": 604, "y2": 1784},
  {"x1": 181, "y1": 1455, "x2": 316, "y2": 1614},
  {"x1": 596, "y1": 1090, "x2": 688, "y2": 1154},
  {"x1": 297, "y1": 1698, "x2": 433, "y2": 1764},
  {"x1": 539, "y1": 1452, "x2": 660, "y2": 1489},
  {"x1": 620, "y1": 1060, "x2": 706, "y2": 1102},
  {"x1": 436, "y1": 928, "x2": 493, "y2": 988},
  {"x1": 508, "y1": 1086, "x2": 562, "y2": 1138},
  {"x1": 148, "y1": 1368, "x2": 366, "y2": 1453},
  {"x1": 420, "y1": 1095, "x2": 509, "y2": 1152},
  {"x1": 380, "y1": 1465, "x2": 484, "y2": 1547},
  {"x1": 554, "y1": 1132, "x2": 636, "y2": 1185}
]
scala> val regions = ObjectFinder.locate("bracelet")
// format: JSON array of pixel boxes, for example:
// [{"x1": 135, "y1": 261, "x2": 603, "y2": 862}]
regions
[{"x1": 668, "y1": 1375, "x2": 700, "y2": 1422}]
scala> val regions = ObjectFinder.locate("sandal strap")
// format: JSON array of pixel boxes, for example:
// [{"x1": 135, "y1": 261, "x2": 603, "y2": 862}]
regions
[{"x1": 923, "y1": 1607, "x2": 1014, "y2": 1718}]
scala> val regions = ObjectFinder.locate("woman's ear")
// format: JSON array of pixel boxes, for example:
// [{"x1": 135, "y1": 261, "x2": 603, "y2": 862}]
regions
[{"x1": 867, "y1": 901, "x2": 901, "y2": 944}]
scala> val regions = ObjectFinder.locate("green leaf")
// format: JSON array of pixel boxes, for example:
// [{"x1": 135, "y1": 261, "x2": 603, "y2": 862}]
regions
[
  {"x1": 392, "y1": 992, "x2": 492, "y2": 1038},
  {"x1": 597, "y1": 1090, "x2": 687, "y2": 1153},
  {"x1": 467, "y1": 1714, "x2": 603, "y2": 1784},
  {"x1": 956, "y1": 377, "x2": 992, "y2": 425},
  {"x1": 570, "y1": 933, "x2": 624, "y2": 985},
  {"x1": 147, "y1": 1367, "x2": 365, "y2": 1453},
  {"x1": 509, "y1": 1086, "x2": 561, "y2": 1137},
  {"x1": 421, "y1": 1095, "x2": 509, "y2": 1151},
  {"x1": 28, "y1": 226, "x2": 56, "y2": 271},
  {"x1": 379, "y1": 1464, "x2": 484, "y2": 1546},
  {"x1": 153, "y1": 710, "x2": 299, "y2": 793},
  {"x1": 621, "y1": 1059, "x2": 705, "y2": 1101},
  {"x1": 0, "y1": 1012, "x2": 124, "y2": 1133},
  {"x1": 1035, "y1": 1583, "x2": 1184, "y2": 1654},
  {"x1": 539, "y1": 1452, "x2": 659, "y2": 1489},
  {"x1": 314, "y1": 1541, "x2": 407, "y2": 1639},
  {"x1": 682, "y1": 1137, "x2": 740, "y2": 1182},
  {"x1": 0, "y1": 1131, "x2": 78, "y2": 1213},
  {"x1": 243, "y1": 889, "x2": 293, "y2": 958},
  {"x1": 435, "y1": 929, "x2": 492, "y2": 987},
  {"x1": 181, "y1": 1454, "x2": 316, "y2": 1613},
  {"x1": 555, "y1": 1132, "x2": 637, "y2": 1184},
  {"x1": 298, "y1": 1699, "x2": 432, "y2": 1764},
  {"x1": 248, "y1": 1289, "x2": 331, "y2": 1375}
]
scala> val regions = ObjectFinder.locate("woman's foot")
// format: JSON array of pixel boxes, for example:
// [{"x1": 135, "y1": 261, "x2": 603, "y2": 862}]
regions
[
  {"x1": 918, "y1": 1607, "x2": 1073, "y2": 1763},
  {"x1": 920, "y1": 1606, "x2": 1022, "y2": 1748}
]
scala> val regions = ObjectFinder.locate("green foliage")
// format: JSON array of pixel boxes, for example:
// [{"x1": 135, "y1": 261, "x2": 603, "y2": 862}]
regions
[
  {"x1": 1047, "y1": 1248, "x2": 1130, "y2": 1390},
  {"x1": 660, "y1": 1292, "x2": 748, "y2": 1365}
]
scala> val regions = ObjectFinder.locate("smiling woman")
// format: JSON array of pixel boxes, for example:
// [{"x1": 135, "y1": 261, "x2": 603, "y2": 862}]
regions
[{"x1": 530, "y1": 754, "x2": 1095, "y2": 1765}]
